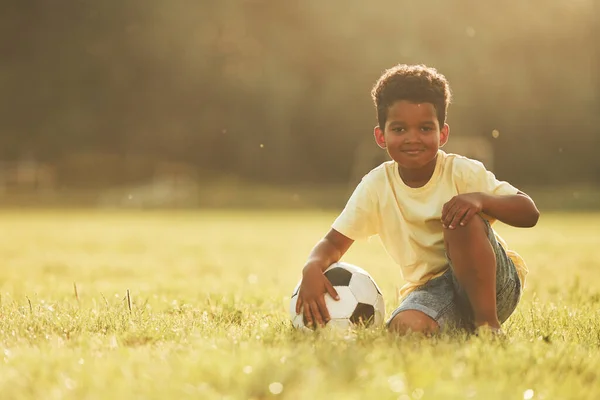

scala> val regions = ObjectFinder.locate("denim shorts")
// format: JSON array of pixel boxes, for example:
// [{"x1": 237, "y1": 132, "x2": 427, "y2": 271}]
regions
[{"x1": 387, "y1": 219, "x2": 522, "y2": 331}]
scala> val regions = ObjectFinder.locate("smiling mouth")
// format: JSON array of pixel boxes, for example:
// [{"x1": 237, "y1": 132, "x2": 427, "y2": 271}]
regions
[{"x1": 402, "y1": 149, "x2": 423, "y2": 155}]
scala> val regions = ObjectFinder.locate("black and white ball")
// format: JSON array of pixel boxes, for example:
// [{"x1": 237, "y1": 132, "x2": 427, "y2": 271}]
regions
[{"x1": 289, "y1": 262, "x2": 385, "y2": 330}]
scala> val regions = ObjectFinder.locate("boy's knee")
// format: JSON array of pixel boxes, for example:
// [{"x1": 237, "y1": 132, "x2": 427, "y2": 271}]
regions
[
  {"x1": 443, "y1": 214, "x2": 488, "y2": 247},
  {"x1": 388, "y1": 310, "x2": 439, "y2": 335}
]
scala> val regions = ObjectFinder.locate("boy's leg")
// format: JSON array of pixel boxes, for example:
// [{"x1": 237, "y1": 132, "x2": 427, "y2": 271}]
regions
[
  {"x1": 443, "y1": 216, "x2": 499, "y2": 329},
  {"x1": 388, "y1": 309, "x2": 439, "y2": 335},
  {"x1": 386, "y1": 269, "x2": 464, "y2": 335},
  {"x1": 387, "y1": 217, "x2": 521, "y2": 335}
]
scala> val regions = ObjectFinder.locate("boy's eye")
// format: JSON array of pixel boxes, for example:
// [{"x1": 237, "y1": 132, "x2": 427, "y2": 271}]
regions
[
  {"x1": 392, "y1": 127, "x2": 405, "y2": 132},
  {"x1": 421, "y1": 126, "x2": 434, "y2": 132}
]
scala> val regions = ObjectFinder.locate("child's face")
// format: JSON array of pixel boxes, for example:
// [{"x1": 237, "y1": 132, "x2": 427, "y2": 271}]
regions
[{"x1": 374, "y1": 100, "x2": 449, "y2": 169}]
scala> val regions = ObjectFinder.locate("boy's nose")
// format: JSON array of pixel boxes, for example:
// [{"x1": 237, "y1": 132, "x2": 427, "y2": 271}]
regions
[{"x1": 403, "y1": 130, "x2": 420, "y2": 142}]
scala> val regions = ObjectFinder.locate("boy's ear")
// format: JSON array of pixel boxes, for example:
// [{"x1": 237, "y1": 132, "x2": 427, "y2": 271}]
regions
[
  {"x1": 439, "y1": 123, "x2": 450, "y2": 147},
  {"x1": 374, "y1": 126, "x2": 386, "y2": 149}
]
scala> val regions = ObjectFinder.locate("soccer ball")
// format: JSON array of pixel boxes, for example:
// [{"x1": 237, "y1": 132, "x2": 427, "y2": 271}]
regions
[{"x1": 289, "y1": 262, "x2": 385, "y2": 330}]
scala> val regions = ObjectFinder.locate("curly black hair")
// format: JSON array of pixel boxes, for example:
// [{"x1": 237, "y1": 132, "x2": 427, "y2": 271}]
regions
[{"x1": 371, "y1": 64, "x2": 452, "y2": 130}]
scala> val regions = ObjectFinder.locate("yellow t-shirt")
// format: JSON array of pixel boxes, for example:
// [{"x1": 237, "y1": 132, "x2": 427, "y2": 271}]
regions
[{"x1": 332, "y1": 150, "x2": 528, "y2": 298}]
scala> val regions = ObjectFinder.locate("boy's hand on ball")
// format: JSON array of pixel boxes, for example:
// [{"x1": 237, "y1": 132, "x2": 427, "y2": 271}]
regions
[
  {"x1": 296, "y1": 265, "x2": 339, "y2": 327},
  {"x1": 442, "y1": 193, "x2": 484, "y2": 229}
]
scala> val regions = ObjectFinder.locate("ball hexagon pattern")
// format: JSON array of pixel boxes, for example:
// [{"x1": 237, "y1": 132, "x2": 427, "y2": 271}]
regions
[{"x1": 289, "y1": 262, "x2": 385, "y2": 330}]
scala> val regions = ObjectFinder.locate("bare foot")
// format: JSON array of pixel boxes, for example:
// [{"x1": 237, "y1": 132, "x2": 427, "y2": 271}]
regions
[
  {"x1": 474, "y1": 324, "x2": 505, "y2": 337},
  {"x1": 474, "y1": 319, "x2": 501, "y2": 330}
]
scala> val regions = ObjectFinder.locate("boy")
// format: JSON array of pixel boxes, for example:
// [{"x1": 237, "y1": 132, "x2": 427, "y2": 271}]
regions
[{"x1": 295, "y1": 64, "x2": 539, "y2": 335}]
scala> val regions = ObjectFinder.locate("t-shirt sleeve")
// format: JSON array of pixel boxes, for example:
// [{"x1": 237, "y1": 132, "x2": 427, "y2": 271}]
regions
[
  {"x1": 331, "y1": 177, "x2": 378, "y2": 240},
  {"x1": 458, "y1": 158, "x2": 519, "y2": 196}
]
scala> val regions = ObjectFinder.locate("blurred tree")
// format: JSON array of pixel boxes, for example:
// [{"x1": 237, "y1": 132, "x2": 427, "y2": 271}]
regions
[{"x1": 0, "y1": 0, "x2": 597, "y2": 187}]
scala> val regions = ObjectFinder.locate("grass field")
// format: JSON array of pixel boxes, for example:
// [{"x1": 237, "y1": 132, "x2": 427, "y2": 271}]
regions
[{"x1": 0, "y1": 210, "x2": 599, "y2": 400}]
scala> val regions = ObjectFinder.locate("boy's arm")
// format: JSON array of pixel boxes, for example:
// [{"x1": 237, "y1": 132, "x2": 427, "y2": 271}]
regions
[
  {"x1": 442, "y1": 191, "x2": 539, "y2": 229},
  {"x1": 303, "y1": 228, "x2": 354, "y2": 273},
  {"x1": 298, "y1": 173, "x2": 376, "y2": 326},
  {"x1": 480, "y1": 191, "x2": 539, "y2": 228},
  {"x1": 447, "y1": 158, "x2": 540, "y2": 229},
  {"x1": 297, "y1": 229, "x2": 354, "y2": 327}
]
